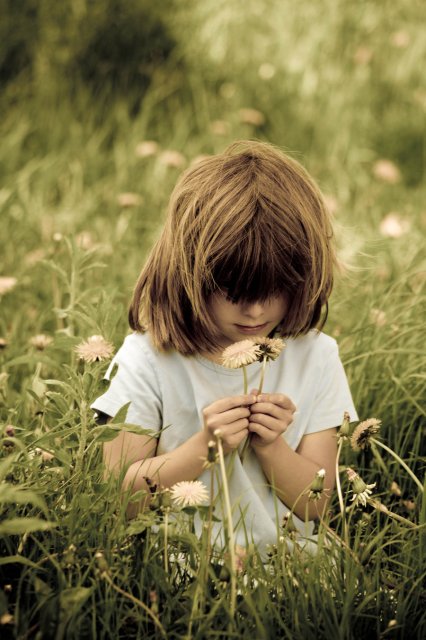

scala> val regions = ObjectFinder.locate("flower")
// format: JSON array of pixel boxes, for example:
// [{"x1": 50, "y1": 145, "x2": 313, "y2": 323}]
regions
[
  {"x1": 4, "y1": 425, "x2": 15, "y2": 437},
  {"x1": 202, "y1": 440, "x2": 219, "y2": 469},
  {"x1": 307, "y1": 468, "x2": 326, "y2": 501},
  {"x1": 233, "y1": 544, "x2": 247, "y2": 573},
  {"x1": 210, "y1": 120, "x2": 230, "y2": 136},
  {"x1": 0, "y1": 277, "x2": 17, "y2": 296},
  {"x1": 253, "y1": 336, "x2": 285, "y2": 361},
  {"x1": 221, "y1": 339, "x2": 262, "y2": 368},
  {"x1": 391, "y1": 30, "x2": 410, "y2": 48},
  {"x1": 323, "y1": 194, "x2": 339, "y2": 215},
  {"x1": 258, "y1": 63, "x2": 276, "y2": 80},
  {"x1": 351, "y1": 418, "x2": 381, "y2": 451},
  {"x1": 135, "y1": 140, "x2": 159, "y2": 158},
  {"x1": 76, "y1": 231, "x2": 95, "y2": 250},
  {"x1": 75, "y1": 335, "x2": 114, "y2": 363},
  {"x1": 282, "y1": 512, "x2": 298, "y2": 534},
  {"x1": 353, "y1": 46, "x2": 373, "y2": 65},
  {"x1": 346, "y1": 468, "x2": 376, "y2": 507},
  {"x1": 379, "y1": 213, "x2": 410, "y2": 238},
  {"x1": 239, "y1": 108, "x2": 265, "y2": 126},
  {"x1": 370, "y1": 308, "x2": 387, "y2": 327},
  {"x1": 337, "y1": 411, "x2": 351, "y2": 441},
  {"x1": 402, "y1": 499, "x2": 416, "y2": 511},
  {"x1": 29, "y1": 334, "x2": 53, "y2": 350},
  {"x1": 35, "y1": 448, "x2": 54, "y2": 462},
  {"x1": 117, "y1": 192, "x2": 143, "y2": 208},
  {"x1": 373, "y1": 160, "x2": 401, "y2": 184},
  {"x1": 170, "y1": 480, "x2": 209, "y2": 507},
  {"x1": 158, "y1": 150, "x2": 186, "y2": 168},
  {"x1": 390, "y1": 481, "x2": 402, "y2": 497}
]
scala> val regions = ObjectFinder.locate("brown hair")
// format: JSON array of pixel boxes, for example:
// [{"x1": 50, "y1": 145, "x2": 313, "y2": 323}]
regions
[{"x1": 129, "y1": 140, "x2": 337, "y2": 355}]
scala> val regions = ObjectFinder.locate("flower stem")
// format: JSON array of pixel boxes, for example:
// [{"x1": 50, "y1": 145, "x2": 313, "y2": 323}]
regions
[
  {"x1": 258, "y1": 358, "x2": 267, "y2": 394},
  {"x1": 368, "y1": 499, "x2": 417, "y2": 528},
  {"x1": 215, "y1": 433, "x2": 236, "y2": 619},
  {"x1": 335, "y1": 438, "x2": 348, "y2": 544},
  {"x1": 371, "y1": 438, "x2": 424, "y2": 493},
  {"x1": 163, "y1": 508, "x2": 169, "y2": 573},
  {"x1": 240, "y1": 358, "x2": 268, "y2": 463},
  {"x1": 242, "y1": 365, "x2": 248, "y2": 394}
]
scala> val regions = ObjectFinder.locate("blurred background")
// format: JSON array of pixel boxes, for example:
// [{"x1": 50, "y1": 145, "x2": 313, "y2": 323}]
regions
[{"x1": 0, "y1": 0, "x2": 425, "y2": 419}]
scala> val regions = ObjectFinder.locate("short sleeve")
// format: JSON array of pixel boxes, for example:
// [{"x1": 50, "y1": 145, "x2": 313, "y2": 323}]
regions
[
  {"x1": 305, "y1": 340, "x2": 358, "y2": 434},
  {"x1": 91, "y1": 334, "x2": 162, "y2": 431}
]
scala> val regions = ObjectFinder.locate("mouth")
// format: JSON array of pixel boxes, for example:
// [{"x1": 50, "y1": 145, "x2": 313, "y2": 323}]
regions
[{"x1": 235, "y1": 323, "x2": 268, "y2": 334}]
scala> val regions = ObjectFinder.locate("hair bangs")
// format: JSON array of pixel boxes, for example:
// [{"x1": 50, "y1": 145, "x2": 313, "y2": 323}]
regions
[{"x1": 210, "y1": 218, "x2": 298, "y2": 304}]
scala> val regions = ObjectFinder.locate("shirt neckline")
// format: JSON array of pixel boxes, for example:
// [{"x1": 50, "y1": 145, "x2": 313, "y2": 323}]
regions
[{"x1": 194, "y1": 354, "x2": 263, "y2": 376}]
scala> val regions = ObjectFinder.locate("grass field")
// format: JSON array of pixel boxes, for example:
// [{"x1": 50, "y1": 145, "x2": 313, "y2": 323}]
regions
[{"x1": 0, "y1": 1, "x2": 425, "y2": 638}]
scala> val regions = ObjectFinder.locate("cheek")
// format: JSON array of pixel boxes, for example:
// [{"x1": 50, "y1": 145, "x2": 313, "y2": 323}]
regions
[{"x1": 272, "y1": 298, "x2": 288, "y2": 319}]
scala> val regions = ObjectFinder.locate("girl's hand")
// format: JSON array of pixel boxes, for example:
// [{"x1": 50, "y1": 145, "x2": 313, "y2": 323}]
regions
[
  {"x1": 248, "y1": 389, "x2": 296, "y2": 448},
  {"x1": 202, "y1": 394, "x2": 257, "y2": 454}
]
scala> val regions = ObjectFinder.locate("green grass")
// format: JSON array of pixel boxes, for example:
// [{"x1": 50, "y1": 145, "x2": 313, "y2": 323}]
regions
[{"x1": 0, "y1": 1, "x2": 425, "y2": 637}]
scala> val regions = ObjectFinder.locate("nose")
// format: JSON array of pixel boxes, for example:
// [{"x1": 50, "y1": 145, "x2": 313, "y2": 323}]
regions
[{"x1": 241, "y1": 301, "x2": 265, "y2": 319}]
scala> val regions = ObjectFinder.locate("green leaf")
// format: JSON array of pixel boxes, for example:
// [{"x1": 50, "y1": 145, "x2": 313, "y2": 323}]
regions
[
  {"x1": 0, "y1": 485, "x2": 48, "y2": 513},
  {"x1": 0, "y1": 555, "x2": 47, "y2": 571},
  {"x1": 0, "y1": 518, "x2": 58, "y2": 536},
  {"x1": 0, "y1": 456, "x2": 15, "y2": 482},
  {"x1": 111, "y1": 402, "x2": 131, "y2": 424},
  {"x1": 59, "y1": 586, "x2": 92, "y2": 616},
  {"x1": 92, "y1": 423, "x2": 156, "y2": 442}
]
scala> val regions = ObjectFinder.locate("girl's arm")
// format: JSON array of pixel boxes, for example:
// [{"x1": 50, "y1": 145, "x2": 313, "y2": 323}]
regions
[
  {"x1": 253, "y1": 428, "x2": 337, "y2": 521},
  {"x1": 104, "y1": 394, "x2": 256, "y2": 517},
  {"x1": 248, "y1": 390, "x2": 337, "y2": 520}
]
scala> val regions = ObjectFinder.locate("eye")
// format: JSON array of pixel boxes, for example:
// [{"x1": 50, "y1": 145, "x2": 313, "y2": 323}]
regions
[{"x1": 219, "y1": 288, "x2": 239, "y2": 304}]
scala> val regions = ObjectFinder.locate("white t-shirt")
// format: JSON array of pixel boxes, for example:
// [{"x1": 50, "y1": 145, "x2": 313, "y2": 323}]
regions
[{"x1": 92, "y1": 330, "x2": 358, "y2": 554}]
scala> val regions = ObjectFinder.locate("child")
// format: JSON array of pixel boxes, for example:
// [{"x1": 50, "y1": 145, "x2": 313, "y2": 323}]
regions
[{"x1": 92, "y1": 140, "x2": 358, "y2": 553}]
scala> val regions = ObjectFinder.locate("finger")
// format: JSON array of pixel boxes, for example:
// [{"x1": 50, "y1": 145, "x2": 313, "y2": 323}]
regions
[
  {"x1": 222, "y1": 419, "x2": 250, "y2": 434},
  {"x1": 250, "y1": 411, "x2": 293, "y2": 432},
  {"x1": 249, "y1": 388, "x2": 260, "y2": 396},
  {"x1": 247, "y1": 422, "x2": 274, "y2": 441},
  {"x1": 250, "y1": 402, "x2": 285, "y2": 418},
  {"x1": 208, "y1": 394, "x2": 257, "y2": 413},
  {"x1": 256, "y1": 393, "x2": 296, "y2": 412},
  {"x1": 249, "y1": 413, "x2": 283, "y2": 432},
  {"x1": 218, "y1": 407, "x2": 251, "y2": 425}
]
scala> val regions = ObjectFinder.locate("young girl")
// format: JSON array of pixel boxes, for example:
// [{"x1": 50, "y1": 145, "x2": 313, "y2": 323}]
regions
[{"x1": 92, "y1": 140, "x2": 358, "y2": 553}]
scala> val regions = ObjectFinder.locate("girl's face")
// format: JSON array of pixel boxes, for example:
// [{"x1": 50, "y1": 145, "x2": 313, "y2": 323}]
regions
[{"x1": 208, "y1": 291, "x2": 288, "y2": 350}]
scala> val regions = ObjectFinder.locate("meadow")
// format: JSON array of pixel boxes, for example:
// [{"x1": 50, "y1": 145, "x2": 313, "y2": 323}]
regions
[{"x1": 0, "y1": 1, "x2": 425, "y2": 638}]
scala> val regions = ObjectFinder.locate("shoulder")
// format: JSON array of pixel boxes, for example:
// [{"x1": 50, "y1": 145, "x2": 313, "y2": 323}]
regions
[
  {"x1": 285, "y1": 330, "x2": 338, "y2": 359},
  {"x1": 106, "y1": 331, "x2": 160, "y2": 377},
  {"x1": 111, "y1": 331, "x2": 186, "y2": 375}
]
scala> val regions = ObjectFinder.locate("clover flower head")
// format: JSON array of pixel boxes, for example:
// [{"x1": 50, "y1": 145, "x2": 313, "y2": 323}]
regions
[
  {"x1": 135, "y1": 140, "x2": 159, "y2": 158},
  {"x1": 337, "y1": 411, "x2": 351, "y2": 441},
  {"x1": 202, "y1": 440, "x2": 219, "y2": 469},
  {"x1": 307, "y1": 468, "x2": 326, "y2": 501},
  {"x1": 253, "y1": 336, "x2": 286, "y2": 361},
  {"x1": 373, "y1": 159, "x2": 401, "y2": 184},
  {"x1": 282, "y1": 512, "x2": 298, "y2": 534},
  {"x1": 29, "y1": 334, "x2": 53, "y2": 350},
  {"x1": 351, "y1": 418, "x2": 381, "y2": 451},
  {"x1": 0, "y1": 277, "x2": 17, "y2": 296},
  {"x1": 221, "y1": 339, "x2": 262, "y2": 368},
  {"x1": 75, "y1": 335, "x2": 114, "y2": 363},
  {"x1": 117, "y1": 192, "x2": 143, "y2": 208},
  {"x1": 170, "y1": 480, "x2": 209, "y2": 507},
  {"x1": 346, "y1": 468, "x2": 376, "y2": 507}
]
